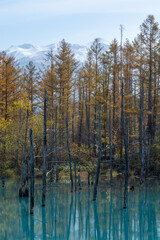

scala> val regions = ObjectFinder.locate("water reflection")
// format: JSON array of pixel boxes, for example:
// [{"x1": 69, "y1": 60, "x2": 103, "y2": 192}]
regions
[
  {"x1": 42, "y1": 207, "x2": 46, "y2": 240},
  {"x1": 0, "y1": 180, "x2": 160, "y2": 239},
  {"x1": 19, "y1": 197, "x2": 29, "y2": 238},
  {"x1": 30, "y1": 214, "x2": 34, "y2": 240}
]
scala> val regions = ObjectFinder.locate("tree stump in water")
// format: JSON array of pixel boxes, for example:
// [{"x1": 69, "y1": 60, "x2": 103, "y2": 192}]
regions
[
  {"x1": 19, "y1": 181, "x2": 29, "y2": 197},
  {"x1": 2, "y1": 176, "x2": 5, "y2": 188},
  {"x1": 78, "y1": 174, "x2": 82, "y2": 190},
  {"x1": 19, "y1": 155, "x2": 29, "y2": 198}
]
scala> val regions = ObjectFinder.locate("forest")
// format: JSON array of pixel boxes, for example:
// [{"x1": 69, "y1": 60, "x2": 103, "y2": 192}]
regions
[{"x1": 0, "y1": 14, "x2": 159, "y2": 190}]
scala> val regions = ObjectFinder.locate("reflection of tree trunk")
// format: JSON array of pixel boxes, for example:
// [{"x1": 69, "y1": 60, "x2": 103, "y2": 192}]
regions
[
  {"x1": 20, "y1": 197, "x2": 29, "y2": 238},
  {"x1": 145, "y1": 181, "x2": 158, "y2": 239},
  {"x1": 42, "y1": 207, "x2": 46, "y2": 240},
  {"x1": 146, "y1": 182, "x2": 151, "y2": 238},
  {"x1": 50, "y1": 185, "x2": 54, "y2": 239},
  {"x1": 124, "y1": 208, "x2": 129, "y2": 240},
  {"x1": 139, "y1": 185, "x2": 144, "y2": 240},
  {"x1": 85, "y1": 186, "x2": 90, "y2": 239},
  {"x1": 109, "y1": 187, "x2": 112, "y2": 240},
  {"x1": 54, "y1": 184, "x2": 58, "y2": 239},
  {"x1": 67, "y1": 193, "x2": 73, "y2": 240},
  {"x1": 30, "y1": 215, "x2": 34, "y2": 240},
  {"x1": 102, "y1": 185, "x2": 107, "y2": 239},
  {"x1": 120, "y1": 182, "x2": 123, "y2": 237},
  {"x1": 93, "y1": 201, "x2": 101, "y2": 239},
  {"x1": 78, "y1": 191, "x2": 83, "y2": 239},
  {"x1": 73, "y1": 191, "x2": 77, "y2": 226}
]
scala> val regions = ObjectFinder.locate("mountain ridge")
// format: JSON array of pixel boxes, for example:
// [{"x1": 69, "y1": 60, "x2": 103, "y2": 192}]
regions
[{"x1": 2, "y1": 40, "x2": 109, "y2": 67}]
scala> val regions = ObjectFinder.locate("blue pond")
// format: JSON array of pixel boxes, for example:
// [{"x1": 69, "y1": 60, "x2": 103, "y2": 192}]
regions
[{"x1": 0, "y1": 179, "x2": 159, "y2": 239}]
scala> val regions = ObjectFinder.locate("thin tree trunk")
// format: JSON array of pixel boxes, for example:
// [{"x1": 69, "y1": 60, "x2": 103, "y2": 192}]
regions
[
  {"x1": 140, "y1": 74, "x2": 144, "y2": 184},
  {"x1": 50, "y1": 123, "x2": 54, "y2": 182},
  {"x1": 30, "y1": 128, "x2": 34, "y2": 214},
  {"x1": 72, "y1": 90, "x2": 75, "y2": 143},
  {"x1": 78, "y1": 81, "x2": 82, "y2": 147},
  {"x1": 42, "y1": 89, "x2": 47, "y2": 207},
  {"x1": 143, "y1": 126, "x2": 148, "y2": 177},
  {"x1": 121, "y1": 80, "x2": 129, "y2": 209},
  {"x1": 94, "y1": 105, "x2": 97, "y2": 155},
  {"x1": 20, "y1": 108, "x2": 29, "y2": 190},
  {"x1": 93, "y1": 106, "x2": 102, "y2": 201},
  {"x1": 109, "y1": 95, "x2": 113, "y2": 185},
  {"x1": 66, "y1": 117, "x2": 73, "y2": 192},
  {"x1": 78, "y1": 174, "x2": 82, "y2": 190},
  {"x1": 88, "y1": 171, "x2": 90, "y2": 185},
  {"x1": 74, "y1": 157, "x2": 77, "y2": 191},
  {"x1": 55, "y1": 107, "x2": 58, "y2": 182}
]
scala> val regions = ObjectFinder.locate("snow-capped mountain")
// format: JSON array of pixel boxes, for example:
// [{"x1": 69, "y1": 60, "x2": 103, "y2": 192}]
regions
[{"x1": 3, "y1": 39, "x2": 109, "y2": 68}]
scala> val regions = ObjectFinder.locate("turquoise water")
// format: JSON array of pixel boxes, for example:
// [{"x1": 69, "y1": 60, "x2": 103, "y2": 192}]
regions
[{"x1": 0, "y1": 180, "x2": 160, "y2": 240}]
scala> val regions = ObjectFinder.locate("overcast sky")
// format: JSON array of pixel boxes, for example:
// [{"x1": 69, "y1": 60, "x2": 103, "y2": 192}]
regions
[{"x1": 0, "y1": 0, "x2": 160, "y2": 49}]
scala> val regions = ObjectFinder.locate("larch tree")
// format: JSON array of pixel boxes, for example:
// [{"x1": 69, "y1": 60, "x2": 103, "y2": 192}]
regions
[
  {"x1": 90, "y1": 38, "x2": 103, "y2": 155},
  {"x1": 140, "y1": 15, "x2": 159, "y2": 176},
  {"x1": 24, "y1": 61, "x2": 38, "y2": 114},
  {"x1": 55, "y1": 39, "x2": 77, "y2": 146}
]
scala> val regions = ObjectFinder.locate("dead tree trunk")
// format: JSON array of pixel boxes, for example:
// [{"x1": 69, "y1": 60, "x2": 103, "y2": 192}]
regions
[
  {"x1": 143, "y1": 126, "x2": 148, "y2": 177},
  {"x1": 19, "y1": 109, "x2": 29, "y2": 197},
  {"x1": 30, "y1": 128, "x2": 34, "y2": 214},
  {"x1": 78, "y1": 174, "x2": 82, "y2": 190},
  {"x1": 55, "y1": 107, "x2": 58, "y2": 182},
  {"x1": 109, "y1": 95, "x2": 113, "y2": 185},
  {"x1": 74, "y1": 158, "x2": 77, "y2": 192},
  {"x1": 42, "y1": 89, "x2": 47, "y2": 207},
  {"x1": 50, "y1": 123, "x2": 54, "y2": 182},
  {"x1": 66, "y1": 117, "x2": 73, "y2": 192},
  {"x1": 93, "y1": 106, "x2": 102, "y2": 201},
  {"x1": 121, "y1": 80, "x2": 129, "y2": 209},
  {"x1": 88, "y1": 171, "x2": 90, "y2": 185},
  {"x1": 2, "y1": 176, "x2": 5, "y2": 188},
  {"x1": 139, "y1": 75, "x2": 144, "y2": 184}
]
